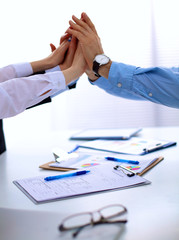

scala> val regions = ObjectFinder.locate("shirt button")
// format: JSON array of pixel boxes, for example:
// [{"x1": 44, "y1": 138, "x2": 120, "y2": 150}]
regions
[
  {"x1": 149, "y1": 92, "x2": 153, "y2": 97},
  {"x1": 117, "y1": 82, "x2": 122, "y2": 88}
]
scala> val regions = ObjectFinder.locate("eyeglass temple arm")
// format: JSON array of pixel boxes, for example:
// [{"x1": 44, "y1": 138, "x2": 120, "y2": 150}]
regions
[{"x1": 72, "y1": 219, "x2": 128, "y2": 238}]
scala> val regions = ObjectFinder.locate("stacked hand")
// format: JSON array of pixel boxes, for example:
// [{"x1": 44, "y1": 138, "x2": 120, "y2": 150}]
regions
[
  {"x1": 34, "y1": 12, "x2": 108, "y2": 86},
  {"x1": 67, "y1": 12, "x2": 104, "y2": 71},
  {"x1": 49, "y1": 12, "x2": 106, "y2": 83}
]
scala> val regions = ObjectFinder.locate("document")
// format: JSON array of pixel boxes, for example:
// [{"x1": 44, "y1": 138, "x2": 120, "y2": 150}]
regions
[
  {"x1": 48, "y1": 153, "x2": 163, "y2": 176},
  {"x1": 14, "y1": 163, "x2": 150, "y2": 204},
  {"x1": 78, "y1": 137, "x2": 176, "y2": 155},
  {"x1": 119, "y1": 156, "x2": 164, "y2": 176}
]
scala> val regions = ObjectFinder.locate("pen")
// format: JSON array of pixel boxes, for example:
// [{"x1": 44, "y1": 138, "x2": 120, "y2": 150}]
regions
[
  {"x1": 105, "y1": 157, "x2": 139, "y2": 165},
  {"x1": 142, "y1": 142, "x2": 176, "y2": 154},
  {"x1": 44, "y1": 170, "x2": 90, "y2": 181},
  {"x1": 68, "y1": 145, "x2": 80, "y2": 154}
]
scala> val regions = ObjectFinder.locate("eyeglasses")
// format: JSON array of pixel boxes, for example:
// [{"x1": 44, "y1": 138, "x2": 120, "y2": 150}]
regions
[{"x1": 59, "y1": 204, "x2": 127, "y2": 238}]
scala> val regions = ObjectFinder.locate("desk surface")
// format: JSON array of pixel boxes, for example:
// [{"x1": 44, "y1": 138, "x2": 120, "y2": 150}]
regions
[{"x1": 0, "y1": 127, "x2": 179, "y2": 240}]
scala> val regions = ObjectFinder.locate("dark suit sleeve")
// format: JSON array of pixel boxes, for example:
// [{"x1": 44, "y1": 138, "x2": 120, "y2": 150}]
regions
[
  {"x1": 0, "y1": 120, "x2": 6, "y2": 154},
  {"x1": 68, "y1": 82, "x2": 77, "y2": 89}
]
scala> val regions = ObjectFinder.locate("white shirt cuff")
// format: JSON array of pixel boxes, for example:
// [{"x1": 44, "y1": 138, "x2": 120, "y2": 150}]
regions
[
  {"x1": 12, "y1": 62, "x2": 33, "y2": 78},
  {"x1": 47, "y1": 71, "x2": 66, "y2": 93},
  {"x1": 45, "y1": 65, "x2": 61, "y2": 73}
]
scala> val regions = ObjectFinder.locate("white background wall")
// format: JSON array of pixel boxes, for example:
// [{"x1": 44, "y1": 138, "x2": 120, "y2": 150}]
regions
[{"x1": 1, "y1": 0, "x2": 179, "y2": 140}]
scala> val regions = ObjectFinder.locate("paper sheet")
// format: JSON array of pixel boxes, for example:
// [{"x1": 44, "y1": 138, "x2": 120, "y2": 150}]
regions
[
  {"x1": 14, "y1": 163, "x2": 150, "y2": 204},
  {"x1": 79, "y1": 137, "x2": 174, "y2": 155}
]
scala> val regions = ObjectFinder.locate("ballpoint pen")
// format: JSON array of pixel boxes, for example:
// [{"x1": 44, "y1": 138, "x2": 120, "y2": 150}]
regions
[
  {"x1": 44, "y1": 170, "x2": 90, "y2": 181},
  {"x1": 68, "y1": 145, "x2": 80, "y2": 154},
  {"x1": 105, "y1": 157, "x2": 139, "y2": 165}
]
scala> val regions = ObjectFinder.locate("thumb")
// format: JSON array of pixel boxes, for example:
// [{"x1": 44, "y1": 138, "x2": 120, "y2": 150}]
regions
[{"x1": 50, "y1": 43, "x2": 56, "y2": 52}]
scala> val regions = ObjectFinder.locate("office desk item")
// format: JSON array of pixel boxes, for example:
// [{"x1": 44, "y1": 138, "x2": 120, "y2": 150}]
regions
[
  {"x1": 119, "y1": 156, "x2": 164, "y2": 176},
  {"x1": 52, "y1": 147, "x2": 78, "y2": 162},
  {"x1": 78, "y1": 137, "x2": 177, "y2": 155},
  {"x1": 49, "y1": 154, "x2": 105, "y2": 169},
  {"x1": 40, "y1": 153, "x2": 163, "y2": 179},
  {"x1": 39, "y1": 161, "x2": 77, "y2": 171},
  {"x1": 13, "y1": 163, "x2": 149, "y2": 204},
  {"x1": 39, "y1": 154, "x2": 92, "y2": 171},
  {"x1": 70, "y1": 127, "x2": 142, "y2": 140},
  {"x1": 44, "y1": 170, "x2": 90, "y2": 181},
  {"x1": 0, "y1": 119, "x2": 6, "y2": 154},
  {"x1": 114, "y1": 166, "x2": 135, "y2": 177},
  {"x1": 59, "y1": 203, "x2": 128, "y2": 238},
  {"x1": 105, "y1": 157, "x2": 139, "y2": 164},
  {"x1": 39, "y1": 150, "x2": 83, "y2": 171},
  {"x1": 1, "y1": 127, "x2": 179, "y2": 240}
]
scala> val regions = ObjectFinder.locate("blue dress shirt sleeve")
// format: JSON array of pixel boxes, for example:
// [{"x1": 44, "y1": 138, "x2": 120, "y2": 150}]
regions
[{"x1": 90, "y1": 62, "x2": 179, "y2": 108}]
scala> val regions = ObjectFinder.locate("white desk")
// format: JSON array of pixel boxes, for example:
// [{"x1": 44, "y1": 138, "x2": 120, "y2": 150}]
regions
[{"x1": 0, "y1": 127, "x2": 179, "y2": 240}]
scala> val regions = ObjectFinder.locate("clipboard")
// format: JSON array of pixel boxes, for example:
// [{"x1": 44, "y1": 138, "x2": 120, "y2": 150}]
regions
[
  {"x1": 14, "y1": 163, "x2": 150, "y2": 204},
  {"x1": 77, "y1": 137, "x2": 177, "y2": 155},
  {"x1": 39, "y1": 161, "x2": 77, "y2": 172},
  {"x1": 119, "y1": 156, "x2": 164, "y2": 176}
]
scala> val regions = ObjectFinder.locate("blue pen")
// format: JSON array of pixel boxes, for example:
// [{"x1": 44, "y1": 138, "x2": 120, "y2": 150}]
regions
[
  {"x1": 68, "y1": 145, "x2": 79, "y2": 154},
  {"x1": 44, "y1": 170, "x2": 90, "y2": 181},
  {"x1": 105, "y1": 157, "x2": 139, "y2": 165}
]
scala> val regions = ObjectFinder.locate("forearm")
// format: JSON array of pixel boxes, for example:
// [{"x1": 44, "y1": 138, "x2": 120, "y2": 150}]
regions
[
  {"x1": 30, "y1": 59, "x2": 54, "y2": 74},
  {"x1": 63, "y1": 67, "x2": 82, "y2": 85}
]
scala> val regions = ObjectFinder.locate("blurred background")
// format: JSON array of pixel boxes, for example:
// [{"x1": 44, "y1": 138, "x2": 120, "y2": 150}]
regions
[{"x1": 1, "y1": 0, "x2": 179, "y2": 141}]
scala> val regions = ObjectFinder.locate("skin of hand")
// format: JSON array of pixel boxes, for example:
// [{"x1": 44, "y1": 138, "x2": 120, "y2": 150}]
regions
[
  {"x1": 60, "y1": 16, "x2": 98, "y2": 81},
  {"x1": 66, "y1": 13, "x2": 104, "y2": 70},
  {"x1": 62, "y1": 43, "x2": 87, "y2": 85},
  {"x1": 30, "y1": 39, "x2": 70, "y2": 73},
  {"x1": 50, "y1": 35, "x2": 77, "y2": 71},
  {"x1": 66, "y1": 12, "x2": 112, "y2": 80}
]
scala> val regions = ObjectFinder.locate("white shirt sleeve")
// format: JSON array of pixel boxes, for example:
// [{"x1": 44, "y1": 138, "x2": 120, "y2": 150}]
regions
[
  {"x1": 0, "y1": 63, "x2": 67, "y2": 118},
  {"x1": 0, "y1": 62, "x2": 33, "y2": 82}
]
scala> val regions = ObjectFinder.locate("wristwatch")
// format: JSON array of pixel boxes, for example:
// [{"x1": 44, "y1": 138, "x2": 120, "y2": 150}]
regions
[{"x1": 92, "y1": 54, "x2": 110, "y2": 77}]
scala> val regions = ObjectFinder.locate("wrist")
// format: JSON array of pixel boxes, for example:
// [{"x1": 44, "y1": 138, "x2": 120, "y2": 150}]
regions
[
  {"x1": 87, "y1": 72, "x2": 99, "y2": 82},
  {"x1": 85, "y1": 69, "x2": 99, "y2": 82},
  {"x1": 98, "y1": 60, "x2": 112, "y2": 79},
  {"x1": 92, "y1": 54, "x2": 111, "y2": 79},
  {"x1": 30, "y1": 59, "x2": 52, "y2": 73},
  {"x1": 63, "y1": 66, "x2": 81, "y2": 85}
]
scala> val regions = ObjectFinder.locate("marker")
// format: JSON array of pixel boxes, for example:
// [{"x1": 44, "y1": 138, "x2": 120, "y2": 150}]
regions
[
  {"x1": 44, "y1": 170, "x2": 90, "y2": 181},
  {"x1": 105, "y1": 157, "x2": 139, "y2": 165}
]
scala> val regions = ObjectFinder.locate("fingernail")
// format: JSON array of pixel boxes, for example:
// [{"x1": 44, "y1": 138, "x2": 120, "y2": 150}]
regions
[{"x1": 68, "y1": 37, "x2": 72, "y2": 42}]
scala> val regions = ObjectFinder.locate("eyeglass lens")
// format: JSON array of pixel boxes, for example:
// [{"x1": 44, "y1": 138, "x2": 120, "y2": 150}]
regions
[{"x1": 62, "y1": 213, "x2": 92, "y2": 229}]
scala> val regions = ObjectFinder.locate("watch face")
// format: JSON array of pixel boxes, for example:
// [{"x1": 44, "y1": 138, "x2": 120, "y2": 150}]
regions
[{"x1": 95, "y1": 54, "x2": 109, "y2": 64}]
